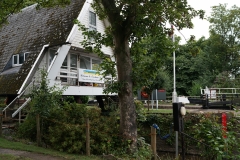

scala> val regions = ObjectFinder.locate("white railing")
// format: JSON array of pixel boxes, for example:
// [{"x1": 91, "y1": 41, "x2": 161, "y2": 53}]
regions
[
  {"x1": 12, "y1": 98, "x2": 31, "y2": 118},
  {"x1": 57, "y1": 69, "x2": 111, "y2": 88},
  {"x1": 2, "y1": 79, "x2": 34, "y2": 119},
  {"x1": 201, "y1": 87, "x2": 240, "y2": 99}
]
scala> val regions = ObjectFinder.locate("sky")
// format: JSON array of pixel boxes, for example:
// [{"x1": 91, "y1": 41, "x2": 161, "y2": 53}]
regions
[{"x1": 176, "y1": 0, "x2": 240, "y2": 44}]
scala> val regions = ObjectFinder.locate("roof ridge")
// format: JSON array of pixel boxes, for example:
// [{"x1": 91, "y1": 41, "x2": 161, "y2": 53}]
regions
[{"x1": 21, "y1": 3, "x2": 38, "y2": 12}]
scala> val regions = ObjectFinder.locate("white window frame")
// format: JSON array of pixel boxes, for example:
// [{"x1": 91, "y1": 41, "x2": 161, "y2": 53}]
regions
[
  {"x1": 89, "y1": 11, "x2": 97, "y2": 31},
  {"x1": 47, "y1": 49, "x2": 56, "y2": 67},
  {"x1": 12, "y1": 52, "x2": 29, "y2": 67},
  {"x1": 60, "y1": 53, "x2": 79, "y2": 84},
  {"x1": 80, "y1": 55, "x2": 101, "y2": 70}
]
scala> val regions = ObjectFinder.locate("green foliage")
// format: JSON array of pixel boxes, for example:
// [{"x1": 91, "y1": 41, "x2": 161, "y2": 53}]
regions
[
  {"x1": 16, "y1": 114, "x2": 37, "y2": 141},
  {"x1": 76, "y1": 1, "x2": 204, "y2": 96},
  {"x1": 213, "y1": 72, "x2": 240, "y2": 88},
  {"x1": 166, "y1": 37, "x2": 218, "y2": 96},
  {"x1": 137, "y1": 112, "x2": 240, "y2": 159},
  {"x1": 62, "y1": 96, "x2": 75, "y2": 103},
  {"x1": 17, "y1": 70, "x2": 66, "y2": 142},
  {"x1": 135, "y1": 100, "x2": 147, "y2": 122},
  {"x1": 74, "y1": 21, "x2": 119, "y2": 94},
  {"x1": 117, "y1": 137, "x2": 153, "y2": 160},
  {"x1": 187, "y1": 113, "x2": 240, "y2": 159},
  {"x1": 138, "y1": 114, "x2": 175, "y2": 145},
  {"x1": 29, "y1": 70, "x2": 65, "y2": 117},
  {"x1": 208, "y1": 4, "x2": 240, "y2": 78},
  {"x1": 0, "y1": 97, "x2": 6, "y2": 111},
  {"x1": 16, "y1": 100, "x2": 151, "y2": 159},
  {"x1": 46, "y1": 103, "x2": 89, "y2": 153},
  {"x1": 134, "y1": 137, "x2": 153, "y2": 159},
  {"x1": 168, "y1": 4, "x2": 240, "y2": 96},
  {"x1": 78, "y1": 0, "x2": 204, "y2": 153},
  {"x1": 187, "y1": 81, "x2": 202, "y2": 96},
  {"x1": 79, "y1": 96, "x2": 89, "y2": 104},
  {"x1": 131, "y1": 34, "x2": 173, "y2": 94}
]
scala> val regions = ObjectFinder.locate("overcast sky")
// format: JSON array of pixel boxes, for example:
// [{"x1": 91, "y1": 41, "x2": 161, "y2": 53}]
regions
[{"x1": 176, "y1": 0, "x2": 240, "y2": 44}]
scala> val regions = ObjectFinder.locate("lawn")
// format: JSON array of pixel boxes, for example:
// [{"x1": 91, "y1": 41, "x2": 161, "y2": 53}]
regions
[
  {"x1": 0, "y1": 137, "x2": 102, "y2": 160},
  {"x1": 147, "y1": 109, "x2": 173, "y2": 114}
]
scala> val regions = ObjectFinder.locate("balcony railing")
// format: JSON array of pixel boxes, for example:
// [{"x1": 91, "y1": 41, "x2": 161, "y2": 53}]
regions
[{"x1": 57, "y1": 68, "x2": 110, "y2": 87}]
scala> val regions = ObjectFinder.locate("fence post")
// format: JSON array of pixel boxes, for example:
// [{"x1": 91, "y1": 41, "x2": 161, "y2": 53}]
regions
[
  {"x1": 86, "y1": 118, "x2": 90, "y2": 156},
  {"x1": 151, "y1": 126, "x2": 157, "y2": 160},
  {"x1": 0, "y1": 110, "x2": 2, "y2": 137},
  {"x1": 36, "y1": 114, "x2": 41, "y2": 146}
]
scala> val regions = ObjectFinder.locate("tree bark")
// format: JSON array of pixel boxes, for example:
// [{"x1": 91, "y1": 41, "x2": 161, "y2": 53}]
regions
[
  {"x1": 115, "y1": 36, "x2": 137, "y2": 153},
  {"x1": 99, "y1": 0, "x2": 138, "y2": 153}
]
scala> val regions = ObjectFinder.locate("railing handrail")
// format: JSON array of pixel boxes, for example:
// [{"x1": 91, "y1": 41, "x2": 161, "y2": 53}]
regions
[
  {"x1": 60, "y1": 70, "x2": 77, "y2": 74},
  {"x1": 201, "y1": 87, "x2": 240, "y2": 96},
  {"x1": 12, "y1": 98, "x2": 31, "y2": 117},
  {"x1": 2, "y1": 88, "x2": 26, "y2": 112}
]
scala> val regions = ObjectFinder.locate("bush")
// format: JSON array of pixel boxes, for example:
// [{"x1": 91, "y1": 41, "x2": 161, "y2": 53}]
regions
[
  {"x1": 43, "y1": 102, "x2": 120, "y2": 155},
  {"x1": 80, "y1": 96, "x2": 89, "y2": 104},
  {"x1": 189, "y1": 113, "x2": 240, "y2": 159},
  {"x1": 16, "y1": 114, "x2": 37, "y2": 141}
]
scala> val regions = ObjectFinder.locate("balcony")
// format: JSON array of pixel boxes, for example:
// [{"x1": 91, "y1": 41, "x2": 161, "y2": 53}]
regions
[{"x1": 56, "y1": 68, "x2": 113, "y2": 96}]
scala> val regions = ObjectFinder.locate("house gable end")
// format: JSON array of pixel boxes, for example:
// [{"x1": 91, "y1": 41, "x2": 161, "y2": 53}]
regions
[{"x1": 0, "y1": 0, "x2": 85, "y2": 95}]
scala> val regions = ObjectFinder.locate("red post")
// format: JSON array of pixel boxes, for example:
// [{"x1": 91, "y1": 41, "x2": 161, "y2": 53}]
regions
[{"x1": 222, "y1": 113, "x2": 227, "y2": 138}]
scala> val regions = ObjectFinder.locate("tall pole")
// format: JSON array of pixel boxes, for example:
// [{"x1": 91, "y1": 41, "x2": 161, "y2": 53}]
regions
[
  {"x1": 171, "y1": 25, "x2": 178, "y2": 159},
  {"x1": 172, "y1": 31, "x2": 177, "y2": 103}
]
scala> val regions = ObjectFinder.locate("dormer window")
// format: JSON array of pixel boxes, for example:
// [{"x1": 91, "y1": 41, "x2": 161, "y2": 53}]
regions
[
  {"x1": 12, "y1": 52, "x2": 29, "y2": 67},
  {"x1": 89, "y1": 11, "x2": 96, "y2": 31}
]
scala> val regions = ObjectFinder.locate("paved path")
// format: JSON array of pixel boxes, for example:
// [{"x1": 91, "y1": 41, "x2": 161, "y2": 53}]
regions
[{"x1": 0, "y1": 148, "x2": 66, "y2": 160}]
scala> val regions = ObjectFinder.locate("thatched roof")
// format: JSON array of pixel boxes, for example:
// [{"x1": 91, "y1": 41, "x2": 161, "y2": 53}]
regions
[{"x1": 0, "y1": 0, "x2": 85, "y2": 95}]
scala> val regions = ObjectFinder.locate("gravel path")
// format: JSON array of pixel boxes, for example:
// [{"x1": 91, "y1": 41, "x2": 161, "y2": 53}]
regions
[{"x1": 0, "y1": 148, "x2": 66, "y2": 160}]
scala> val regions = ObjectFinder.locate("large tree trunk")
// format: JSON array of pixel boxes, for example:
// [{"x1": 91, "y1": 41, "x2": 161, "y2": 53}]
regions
[{"x1": 115, "y1": 36, "x2": 137, "y2": 152}]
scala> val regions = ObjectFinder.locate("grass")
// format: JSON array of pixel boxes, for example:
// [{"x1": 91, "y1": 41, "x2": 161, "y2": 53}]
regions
[
  {"x1": 147, "y1": 109, "x2": 172, "y2": 114},
  {"x1": 0, "y1": 137, "x2": 102, "y2": 160}
]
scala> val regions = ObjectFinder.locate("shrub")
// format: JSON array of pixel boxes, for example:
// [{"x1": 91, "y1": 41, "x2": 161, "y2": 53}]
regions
[
  {"x1": 16, "y1": 114, "x2": 37, "y2": 141},
  {"x1": 190, "y1": 113, "x2": 240, "y2": 159},
  {"x1": 80, "y1": 96, "x2": 89, "y2": 104},
  {"x1": 45, "y1": 103, "x2": 121, "y2": 155}
]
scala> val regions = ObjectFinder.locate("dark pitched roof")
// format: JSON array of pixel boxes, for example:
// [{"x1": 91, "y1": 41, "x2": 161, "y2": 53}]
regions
[{"x1": 0, "y1": 0, "x2": 85, "y2": 95}]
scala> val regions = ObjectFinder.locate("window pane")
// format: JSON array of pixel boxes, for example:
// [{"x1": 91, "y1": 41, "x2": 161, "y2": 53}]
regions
[
  {"x1": 92, "y1": 59, "x2": 101, "y2": 70},
  {"x1": 89, "y1": 11, "x2": 96, "y2": 26},
  {"x1": 49, "y1": 50, "x2": 55, "y2": 66},
  {"x1": 60, "y1": 72, "x2": 67, "y2": 82},
  {"x1": 19, "y1": 53, "x2": 24, "y2": 64},
  {"x1": 80, "y1": 56, "x2": 91, "y2": 69},
  {"x1": 61, "y1": 56, "x2": 68, "y2": 69},
  {"x1": 13, "y1": 55, "x2": 18, "y2": 64},
  {"x1": 89, "y1": 26, "x2": 96, "y2": 31},
  {"x1": 70, "y1": 54, "x2": 77, "y2": 70},
  {"x1": 25, "y1": 52, "x2": 29, "y2": 60}
]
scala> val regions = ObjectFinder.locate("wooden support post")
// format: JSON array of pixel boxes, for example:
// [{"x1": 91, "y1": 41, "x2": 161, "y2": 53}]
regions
[
  {"x1": 151, "y1": 126, "x2": 157, "y2": 160},
  {"x1": 19, "y1": 110, "x2": 21, "y2": 124},
  {"x1": 0, "y1": 112, "x2": 2, "y2": 137},
  {"x1": 36, "y1": 114, "x2": 41, "y2": 146},
  {"x1": 86, "y1": 118, "x2": 90, "y2": 156}
]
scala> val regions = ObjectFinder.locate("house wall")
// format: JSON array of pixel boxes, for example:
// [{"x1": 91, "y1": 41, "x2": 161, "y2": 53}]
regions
[
  {"x1": 28, "y1": 1, "x2": 116, "y2": 96},
  {"x1": 69, "y1": 1, "x2": 113, "y2": 56},
  {"x1": 23, "y1": 48, "x2": 51, "y2": 95}
]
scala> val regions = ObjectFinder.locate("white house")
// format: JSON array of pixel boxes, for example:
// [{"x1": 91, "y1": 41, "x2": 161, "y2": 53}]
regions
[{"x1": 0, "y1": 0, "x2": 116, "y2": 115}]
